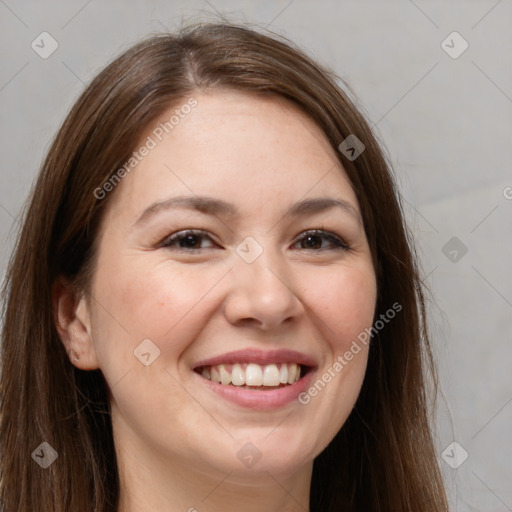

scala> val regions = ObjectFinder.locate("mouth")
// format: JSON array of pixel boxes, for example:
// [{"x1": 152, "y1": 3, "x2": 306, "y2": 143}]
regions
[
  {"x1": 191, "y1": 349, "x2": 316, "y2": 409},
  {"x1": 194, "y1": 362, "x2": 312, "y2": 390}
]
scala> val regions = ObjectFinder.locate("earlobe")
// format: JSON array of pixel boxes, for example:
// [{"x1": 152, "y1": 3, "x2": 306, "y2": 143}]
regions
[{"x1": 52, "y1": 278, "x2": 100, "y2": 370}]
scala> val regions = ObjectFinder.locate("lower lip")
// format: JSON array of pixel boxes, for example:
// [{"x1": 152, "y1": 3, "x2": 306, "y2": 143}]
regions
[{"x1": 194, "y1": 369, "x2": 315, "y2": 410}]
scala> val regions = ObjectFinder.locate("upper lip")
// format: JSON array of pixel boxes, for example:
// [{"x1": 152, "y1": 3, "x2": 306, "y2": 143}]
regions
[{"x1": 192, "y1": 348, "x2": 317, "y2": 370}]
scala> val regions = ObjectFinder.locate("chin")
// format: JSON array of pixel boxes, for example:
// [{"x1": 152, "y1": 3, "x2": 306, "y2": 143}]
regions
[{"x1": 215, "y1": 431, "x2": 319, "y2": 477}]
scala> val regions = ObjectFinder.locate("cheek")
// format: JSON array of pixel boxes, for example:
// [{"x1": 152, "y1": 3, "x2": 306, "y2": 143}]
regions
[
  {"x1": 301, "y1": 263, "x2": 377, "y2": 350},
  {"x1": 93, "y1": 254, "x2": 376, "y2": 360},
  {"x1": 92, "y1": 258, "x2": 225, "y2": 357},
  {"x1": 289, "y1": 263, "x2": 376, "y2": 458}
]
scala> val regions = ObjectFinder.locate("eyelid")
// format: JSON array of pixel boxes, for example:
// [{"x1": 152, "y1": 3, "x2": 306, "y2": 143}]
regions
[
  {"x1": 159, "y1": 228, "x2": 350, "y2": 252},
  {"x1": 159, "y1": 229, "x2": 215, "y2": 249},
  {"x1": 294, "y1": 229, "x2": 350, "y2": 251}
]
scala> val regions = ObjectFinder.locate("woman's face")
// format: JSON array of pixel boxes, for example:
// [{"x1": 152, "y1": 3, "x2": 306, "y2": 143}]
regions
[{"x1": 80, "y1": 90, "x2": 377, "y2": 478}]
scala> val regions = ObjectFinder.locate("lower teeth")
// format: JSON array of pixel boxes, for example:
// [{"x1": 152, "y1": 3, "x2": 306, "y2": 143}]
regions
[{"x1": 228, "y1": 383, "x2": 288, "y2": 390}]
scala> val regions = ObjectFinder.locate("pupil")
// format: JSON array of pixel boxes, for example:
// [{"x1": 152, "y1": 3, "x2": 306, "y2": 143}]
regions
[
  {"x1": 182, "y1": 235, "x2": 198, "y2": 248},
  {"x1": 305, "y1": 235, "x2": 320, "y2": 249}
]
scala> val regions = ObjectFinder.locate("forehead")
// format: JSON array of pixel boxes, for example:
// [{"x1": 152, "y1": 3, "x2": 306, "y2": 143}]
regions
[{"x1": 104, "y1": 89, "x2": 359, "y2": 224}]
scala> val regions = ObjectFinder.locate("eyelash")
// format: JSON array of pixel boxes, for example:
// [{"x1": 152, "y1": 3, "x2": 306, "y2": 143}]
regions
[{"x1": 159, "y1": 229, "x2": 349, "y2": 252}]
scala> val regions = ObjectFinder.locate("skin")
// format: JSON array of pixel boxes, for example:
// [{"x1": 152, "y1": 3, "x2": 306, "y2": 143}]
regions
[{"x1": 54, "y1": 89, "x2": 377, "y2": 512}]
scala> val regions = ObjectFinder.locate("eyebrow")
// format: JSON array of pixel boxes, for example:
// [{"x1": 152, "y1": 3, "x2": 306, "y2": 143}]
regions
[{"x1": 134, "y1": 195, "x2": 361, "y2": 227}]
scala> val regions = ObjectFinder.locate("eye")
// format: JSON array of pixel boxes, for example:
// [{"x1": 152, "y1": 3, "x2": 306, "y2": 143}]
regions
[
  {"x1": 292, "y1": 230, "x2": 349, "y2": 251},
  {"x1": 160, "y1": 230, "x2": 216, "y2": 251},
  {"x1": 159, "y1": 228, "x2": 349, "y2": 252}
]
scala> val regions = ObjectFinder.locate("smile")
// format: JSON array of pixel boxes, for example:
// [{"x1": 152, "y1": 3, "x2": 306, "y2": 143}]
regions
[
  {"x1": 191, "y1": 348, "x2": 316, "y2": 409},
  {"x1": 195, "y1": 362, "x2": 304, "y2": 388}
]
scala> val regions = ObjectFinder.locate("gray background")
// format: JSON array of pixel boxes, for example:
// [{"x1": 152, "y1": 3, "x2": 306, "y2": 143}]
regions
[{"x1": 1, "y1": 1, "x2": 511, "y2": 510}]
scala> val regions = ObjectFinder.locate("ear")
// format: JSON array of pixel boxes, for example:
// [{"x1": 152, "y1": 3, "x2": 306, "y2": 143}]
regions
[{"x1": 52, "y1": 277, "x2": 100, "y2": 370}]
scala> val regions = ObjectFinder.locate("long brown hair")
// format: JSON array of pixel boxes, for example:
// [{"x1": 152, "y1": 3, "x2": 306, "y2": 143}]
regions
[{"x1": 0, "y1": 21, "x2": 449, "y2": 511}]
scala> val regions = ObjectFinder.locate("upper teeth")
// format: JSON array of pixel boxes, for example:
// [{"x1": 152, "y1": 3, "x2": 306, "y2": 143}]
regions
[{"x1": 200, "y1": 363, "x2": 302, "y2": 386}]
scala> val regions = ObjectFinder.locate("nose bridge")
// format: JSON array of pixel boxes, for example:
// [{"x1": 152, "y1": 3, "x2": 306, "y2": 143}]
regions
[
  {"x1": 225, "y1": 235, "x2": 301, "y2": 328},
  {"x1": 237, "y1": 236, "x2": 292, "y2": 295}
]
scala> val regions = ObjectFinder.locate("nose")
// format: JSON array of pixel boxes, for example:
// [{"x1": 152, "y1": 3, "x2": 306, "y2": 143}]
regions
[{"x1": 223, "y1": 244, "x2": 304, "y2": 330}]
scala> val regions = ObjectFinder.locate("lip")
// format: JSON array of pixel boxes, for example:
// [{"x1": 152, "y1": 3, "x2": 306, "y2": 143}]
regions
[
  {"x1": 193, "y1": 366, "x2": 316, "y2": 410},
  {"x1": 192, "y1": 348, "x2": 317, "y2": 369},
  {"x1": 191, "y1": 348, "x2": 317, "y2": 410}
]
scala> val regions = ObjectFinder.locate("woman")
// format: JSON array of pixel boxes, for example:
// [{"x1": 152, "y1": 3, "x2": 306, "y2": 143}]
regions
[{"x1": 0, "y1": 21, "x2": 449, "y2": 511}]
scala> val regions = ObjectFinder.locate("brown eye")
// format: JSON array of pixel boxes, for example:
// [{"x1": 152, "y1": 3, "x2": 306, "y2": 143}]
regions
[
  {"x1": 161, "y1": 230, "x2": 216, "y2": 251},
  {"x1": 293, "y1": 230, "x2": 349, "y2": 251}
]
